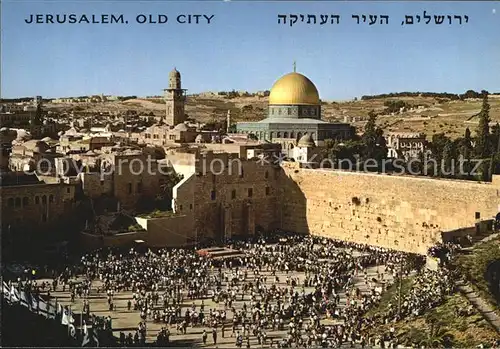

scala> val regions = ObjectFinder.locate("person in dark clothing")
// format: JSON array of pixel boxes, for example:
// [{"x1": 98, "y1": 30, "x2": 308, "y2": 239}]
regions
[{"x1": 212, "y1": 328, "x2": 217, "y2": 345}]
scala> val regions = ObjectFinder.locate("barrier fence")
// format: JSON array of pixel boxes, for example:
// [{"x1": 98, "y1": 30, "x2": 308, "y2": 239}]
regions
[{"x1": 1, "y1": 280, "x2": 101, "y2": 347}]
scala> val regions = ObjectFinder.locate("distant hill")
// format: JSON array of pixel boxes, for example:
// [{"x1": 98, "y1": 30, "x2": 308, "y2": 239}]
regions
[{"x1": 9, "y1": 90, "x2": 499, "y2": 140}]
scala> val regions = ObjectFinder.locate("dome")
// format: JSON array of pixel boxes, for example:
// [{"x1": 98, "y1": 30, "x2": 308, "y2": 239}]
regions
[
  {"x1": 269, "y1": 72, "x2": 320, "y2": 106},
  {"x1": 169, "y1": 68, "x2": 181, "y2": 78},
  {"x1": 174, "y1": 123, "x2": 188, "y2": 131},
  {"x1": 298, "y1": 134, "x2": 315, "y2": 147},
  {"x1": 24, "y1": 140, "x2": 50, "y2": 153},
  {"x1": 16, "y1": 130, "x2": 32, "y2": 141}
]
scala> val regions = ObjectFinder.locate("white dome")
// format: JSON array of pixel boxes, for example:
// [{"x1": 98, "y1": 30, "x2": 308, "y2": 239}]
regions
[{"x1": 174, "y1": 123, "x2": 188, "y2": 131}]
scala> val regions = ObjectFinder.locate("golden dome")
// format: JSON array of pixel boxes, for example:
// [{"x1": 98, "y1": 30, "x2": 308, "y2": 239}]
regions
[{"x1": 269, "y1": 72, "x2": 320, "y2": 106}]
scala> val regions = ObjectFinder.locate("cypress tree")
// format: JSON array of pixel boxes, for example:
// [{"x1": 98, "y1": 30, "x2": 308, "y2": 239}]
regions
[{"x1": 475, "y1": 92, "x2": 491, "y2": 158}]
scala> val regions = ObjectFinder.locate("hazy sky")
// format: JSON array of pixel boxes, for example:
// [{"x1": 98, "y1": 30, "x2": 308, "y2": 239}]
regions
[{"x1": 2, "y1": 1, "x2": 499, "y2": 100}]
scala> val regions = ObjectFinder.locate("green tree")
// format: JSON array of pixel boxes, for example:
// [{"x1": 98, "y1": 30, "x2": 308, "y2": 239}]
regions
[
  {"x1": 324, "y1": 139, "x2": 364, "y2": 169},
  {"x1": 458, "y1": 128, "x2": 474, "y2": 178},
  {"x1": 361, "y1": 110, "x2": 387, "y2": 165},
  {"x1": 429, "y1": 133, "x2": 451, "y2": 177},
  {"x1": 489, "y1": 122, "x2": 500, "y2": 177},
  {"x1": 475, "y1": 92, "x2": 491, "y2": 159},
  {"x1": 441, "y1": 140, "x2": 457, "y2": 177},
  {"x1": 419, "y1": 317, "x2": 454, "y2": 348},
  {"x1": 153, "y1": 171, "x2": 184, "y2": 210}
]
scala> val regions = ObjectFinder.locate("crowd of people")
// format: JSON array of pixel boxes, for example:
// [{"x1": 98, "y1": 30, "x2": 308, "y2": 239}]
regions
[{"x1": 4, "y1": 232, "x2": 499, "y2": 348}]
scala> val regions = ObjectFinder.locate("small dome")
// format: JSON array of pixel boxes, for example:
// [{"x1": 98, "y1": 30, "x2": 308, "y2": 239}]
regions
[
  {"x1": 0, "y1": 127, "x2": 7, "y2": 132},
  {"x1": 41, "y1": 137, "x2": 53, "y2": 142},
  {"x1": 58, "y1": 131, "x2": 64, "y2": 136},
  {"x1": 298, "y1": 134, "x2": 315, "y2": 147},
  {"x1": 16, "y1": 130, "x2": 32, "y2": 141},
  {"x1": 174, "y1": 123, "x2": 188, "y2": 131},
  {"x1": 24, "y1": 140, "x2": 50, "y2": 153}
]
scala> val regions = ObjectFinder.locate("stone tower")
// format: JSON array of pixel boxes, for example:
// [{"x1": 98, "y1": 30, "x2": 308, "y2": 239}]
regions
[{"x1": 164, "y1": 68, "x2": 187, "y2": 126}]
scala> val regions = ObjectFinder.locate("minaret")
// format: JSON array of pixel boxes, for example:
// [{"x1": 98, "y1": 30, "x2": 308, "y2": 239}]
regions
[
  {"x1": 164, "y1": 68, "x2": 187, "y2": 126},
  {"x1": 226, "y1": 110, "x2": 231, "y2": 133},
  {"x1": 293, "y1": 61, "x2": 296, "y2": 73}
]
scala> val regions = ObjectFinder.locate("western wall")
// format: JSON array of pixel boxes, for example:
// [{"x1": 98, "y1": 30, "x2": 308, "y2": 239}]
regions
[{"x1": 279, "y1": 162, "x2": 500, "y2": 254}]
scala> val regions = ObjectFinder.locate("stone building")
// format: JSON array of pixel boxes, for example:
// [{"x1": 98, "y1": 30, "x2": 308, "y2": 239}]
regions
[
  {"x1": 138, "y1": 123, "x2": 198, "y2": 146},
  {"x1": 0, "y1": 171, "x2": 76, "y2": 233},
  {"x1": 169, "y1": 150, "x2": 280, "y2": 243},
  {"x1": 236, "y1": 69, "x2": 354, "y2": 157},
  {"x1": 81, "y1": 151, "x2": 166, "y2": 210},
  {"x1": 385, "y1": 132, "x2": 427, "y2": 160},
  {"x1": 9, "y1": 139, "x2": 63, "y2": 173}
]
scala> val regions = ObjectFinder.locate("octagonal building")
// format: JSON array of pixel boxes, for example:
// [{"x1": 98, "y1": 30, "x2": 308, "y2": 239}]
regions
[{"x1": 236, "y1": 70, "x2": 354, "y2": 153}]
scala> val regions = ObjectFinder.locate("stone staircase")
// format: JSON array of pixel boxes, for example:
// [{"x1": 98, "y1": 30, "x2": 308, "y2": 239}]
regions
[{"x1": 457, "y1": 282, "x2": 500, "y2": 334}]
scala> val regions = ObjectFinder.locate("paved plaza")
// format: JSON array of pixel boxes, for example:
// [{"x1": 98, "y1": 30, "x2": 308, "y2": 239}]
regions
[{"x1": 37, "y1": 245, "x2": 394, "y2": 347}]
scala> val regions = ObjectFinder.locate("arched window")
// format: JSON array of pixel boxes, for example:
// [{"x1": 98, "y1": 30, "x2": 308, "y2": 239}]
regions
[
  {"x1": 277, "y1": 132, "x2": 281, "y2": 138},
  {"x1": 35, "y1": 196, "x2": 40, "y2": 204},
  {"x1": 270, "y1": 132, "x2": 274, "y2": 139},
  {"x1": 290, "y1": 131, "x2": 295, "y2": 139},
  {"x1": 42, "y1": 195, "x2": 47, "y2": 204},
  {"x1": 23, "y1": 197, "x2": 29, "y2": 206},
  {"x1": 283, "y1": 132, "x2": 288, "y2": 138},
  {"x1": 297, "y1": 132, "x2": 302, "y2": 140},
  {"x1": 15, "y1": 198, "x2": 21, "y2": 207},
  {"x1": 49, "y1": 195, "x2": 54, "y2": 203}
]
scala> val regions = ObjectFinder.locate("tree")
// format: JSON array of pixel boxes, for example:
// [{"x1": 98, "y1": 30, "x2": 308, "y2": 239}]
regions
[
  {"x1": 474, "y1": 92, "x2": 492, "y2": 180},
  {"x1": 489, "y1": 122, "x2": 500, "y2": 178},
  {"x1": 429, "y1": 133, "x2": 452, "y2": 177},
  {"x1": 458, "y1": 128, "x2": 474, "y2": 178},
  {"x1": 419, "y1": 317, "x2": 454, "y2": 348},
  {"x1": 324, "y1": 139, "x2": 364, "y2": 169},
  {"x1": 475, "y1": 92, "x2": 491, "y2": 158},
  {"x1": 441, "y1": 141, "x2": 456, "y2": 177},
  {"x1": 362, "y1": 110, "x2": 387, "y2": 163},
  {"x1": 153, "y1": 171, "x2": 184, "y2": 210}
]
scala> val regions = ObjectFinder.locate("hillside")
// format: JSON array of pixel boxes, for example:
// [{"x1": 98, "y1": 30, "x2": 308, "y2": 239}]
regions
[{"x1": 44, "y1": 94, "x2": 500, "y2": 139}]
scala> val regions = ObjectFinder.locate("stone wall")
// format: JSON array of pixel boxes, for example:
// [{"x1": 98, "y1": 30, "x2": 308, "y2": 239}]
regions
[
  {"x1": 101, "y1": 153, "x2": 163, "y2": 210},
  {"x1": 173, "y1": 154, "x2": 280, "y2": 243},
  {"x1": 137, "y1": 215, "x2": 193, "y2": 247},
  {"x1": 0, "y1": 182, "x2": 76, "y2": 230},
  {"x1": 280, "y1": 162, "x2": 500, "y2": 254},
  {"x1": 78, "y1": 231, "x2": 148, "y2": 250},
  {"x1": 80, "y1": 173, "x2": 113, "y2": 198}
]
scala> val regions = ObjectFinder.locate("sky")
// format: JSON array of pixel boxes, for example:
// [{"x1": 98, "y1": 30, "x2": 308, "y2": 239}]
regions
[{"x1": 1, "y1": 1, "x2": 499, "y2": 101}]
